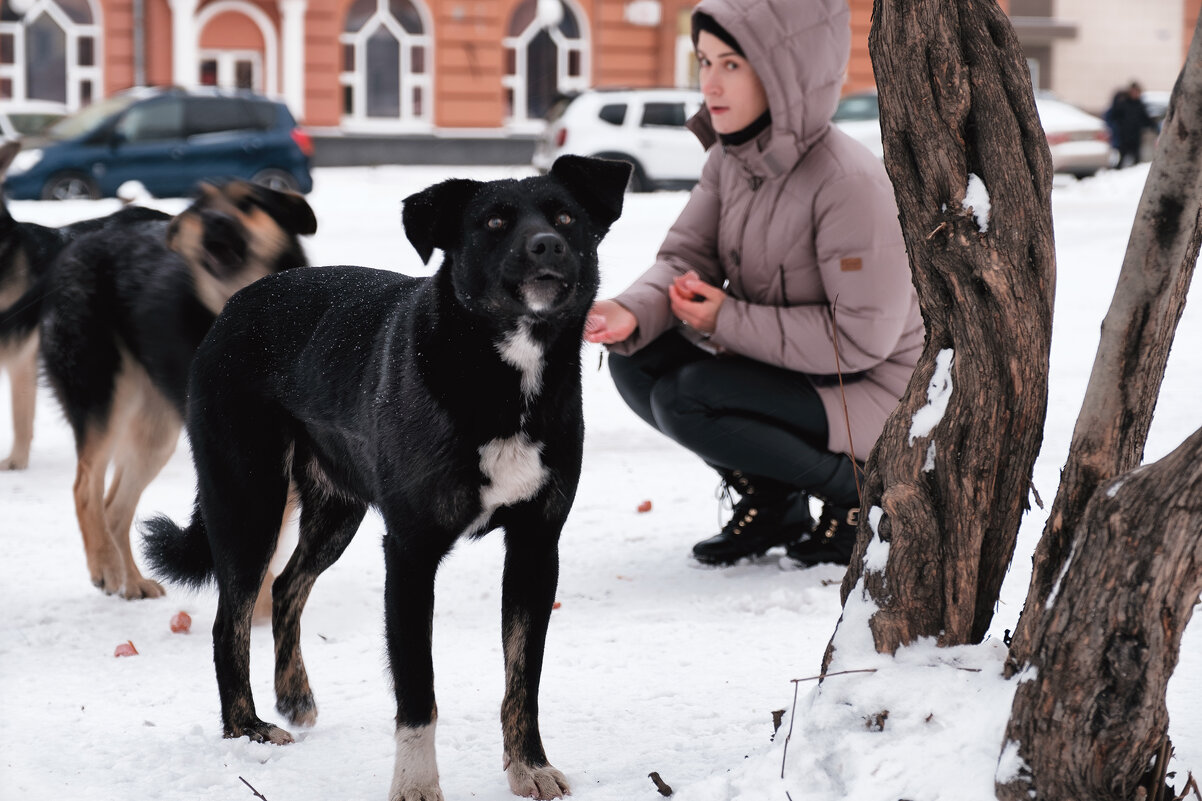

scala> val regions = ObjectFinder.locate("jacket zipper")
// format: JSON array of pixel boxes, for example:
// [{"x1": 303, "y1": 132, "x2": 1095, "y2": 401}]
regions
[{"x1": 729, "y1": 169, "x2": 762, "y2": 295}]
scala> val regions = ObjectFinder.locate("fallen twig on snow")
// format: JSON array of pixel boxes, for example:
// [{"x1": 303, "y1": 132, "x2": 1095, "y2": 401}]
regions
[{"x1": 239, "y1": 776, "x2": 268, "y2": 800}]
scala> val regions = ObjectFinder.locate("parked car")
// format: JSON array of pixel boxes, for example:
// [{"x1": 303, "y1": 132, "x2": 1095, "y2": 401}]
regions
[
  {"x1": 830, "y1": 91, "x2": 885, "y2": 158},
  {"x1": 2, "y1": 87, "x2": 314, "y2": 200},
  {"x1": 533, "y1": 88, "x2": 705, "y2": 191},
  {"x1": 1140, "y1": 89, "x2": 1171, "y2": 129},
  {"x1": 833, "y1": 90, "x2": 1113, "y2": 178},
  {"x1": 1034, "y1": 94, "x2": 1113, "y2": 177},
  {"x1": 0, "y1": 100, "x2": 67, "y2": 143}
]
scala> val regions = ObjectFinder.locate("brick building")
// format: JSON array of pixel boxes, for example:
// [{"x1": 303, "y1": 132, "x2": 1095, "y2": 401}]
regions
[{"x1": 0, "y1": 0, "x2": 1197, "y2": 133}]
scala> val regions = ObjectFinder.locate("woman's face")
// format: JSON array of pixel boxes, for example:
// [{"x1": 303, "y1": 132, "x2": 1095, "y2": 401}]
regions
[{"x1": 696, "y1": 30, "x2": 769, "y2": 135}]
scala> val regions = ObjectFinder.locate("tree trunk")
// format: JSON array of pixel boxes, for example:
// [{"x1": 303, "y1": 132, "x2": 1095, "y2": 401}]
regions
[
  {"x1": 1006, "y1": 13, "x2": 1202, "y2": 668},
  {"x1": 995, "y1": 428, "x2": 1202, "y2": 801},
  {"x1": 824, "y1": 0, "x2": 1055, "y2": 669},
  {"x1": 997, "y1": 22, "x2": 1202, "y2": 797}
]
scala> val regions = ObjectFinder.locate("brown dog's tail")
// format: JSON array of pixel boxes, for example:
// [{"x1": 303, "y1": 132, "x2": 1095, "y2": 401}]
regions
[{"x1": 141, "y1": 504, "x2": 215, "y2": 590}]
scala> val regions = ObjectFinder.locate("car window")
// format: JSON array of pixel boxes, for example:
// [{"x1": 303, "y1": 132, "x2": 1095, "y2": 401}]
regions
[
  {"x1": 46, "y1": 92, "x2": 139, "y2": 141},
  {"x1": 116, "y1": 98, "x2": 186, "y2": 142},
  {"x1": 640, "y1": 102, "x2": 685, "y2": 128},
  {"x1": 598, "y1": 103, "x2": 627, "y2": 126},
  {"x1": 248, "y1": 100, "x2": 282, "y2": 128},
  {"x1": 832, "y1": 94, "x2": 879, "y2": 122},
  {"x1": 185, "y1": 97, "x2": 259, "y2": 137}
]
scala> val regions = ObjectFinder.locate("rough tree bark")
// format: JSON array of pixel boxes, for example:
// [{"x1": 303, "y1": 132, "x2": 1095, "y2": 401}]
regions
[
  {"x1": 997, "y1": 19, "x2": 1202, "y2": 801},
  {"x1": 823, "y1": 0, "x2": 1055, "y2": 669},
  {"x1": 1007, "y1": 15, "x2": 1202, "y2": 668},
  {"x1": 996, "y1": 430, "x2": 1202, "y2": 801}
]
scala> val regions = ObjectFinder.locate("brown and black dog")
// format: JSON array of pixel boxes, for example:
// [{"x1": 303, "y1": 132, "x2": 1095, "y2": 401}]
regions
[
  {"x1": 0, "y1": 140, "x2": 169, "y2": 469},
  {"x1": 40, "y1": 180, "x2": 316, "y2": 599}
]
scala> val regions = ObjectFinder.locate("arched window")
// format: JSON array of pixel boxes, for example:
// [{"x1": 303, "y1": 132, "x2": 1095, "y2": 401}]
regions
[
  {"x1": 339, "y1": 0, "x2": 433, "y2": 130},
  {"x1": 502, "y1": 0, "x2": 589, "y2": 129},
  {"x1": 0, "y1": 0, "x2": 101, "y2": 110}
]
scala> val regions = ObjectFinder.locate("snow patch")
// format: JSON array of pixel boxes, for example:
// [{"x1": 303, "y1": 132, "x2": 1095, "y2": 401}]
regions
[
  {"x1": 863, "y1": 506, "x2": 890, "y2": 574},
  {"x1": 923, "y1": 442, "x2": 936, "y2": 472},
  {"x1": 964, "y1": 173, "x2": 991, "y2": 232},
  {"x1": 909, "y1": 349, "x2": 955, "y2": 444},
  {"x1": 995, "y1": 739, "x2": 1031, "y2": 785},
  {"x1": 1045, "y1": 540, "x2": 1076, "y2": 610}
]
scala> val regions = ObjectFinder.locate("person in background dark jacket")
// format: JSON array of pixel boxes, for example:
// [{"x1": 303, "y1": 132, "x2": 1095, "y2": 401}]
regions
[{"x1": 1106, "y1": 82, "x2": 1156, "y2": 168}]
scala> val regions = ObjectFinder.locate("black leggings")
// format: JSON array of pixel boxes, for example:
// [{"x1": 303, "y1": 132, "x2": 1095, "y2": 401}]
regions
[{"x1": 608, "y1": 330, "x2": 861, "y2": 507}]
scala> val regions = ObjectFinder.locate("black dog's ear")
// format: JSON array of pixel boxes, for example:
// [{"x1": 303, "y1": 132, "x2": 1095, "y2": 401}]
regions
[
  {"x1": 402, "y1": 178, "x2": 481, "y2": 264},
  {"x1": 550, "y1": 155, "x2": 632, "y2": 230},
  {"x1": 252, "y1": 184, "x2": 318, "y2": 236}
]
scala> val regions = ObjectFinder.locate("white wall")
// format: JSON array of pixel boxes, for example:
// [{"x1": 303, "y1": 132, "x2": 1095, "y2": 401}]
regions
[{"x1": 1051, "y1": 0, "x2": 1184, "y2": 113}]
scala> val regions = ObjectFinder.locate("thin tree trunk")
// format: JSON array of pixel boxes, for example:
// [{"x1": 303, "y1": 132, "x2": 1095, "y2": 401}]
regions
[
  {"x1": 1007, "y1": 14, "x2": 1202, "y2": 668},
  {"x1": 824, "y1": 0, "x2": 1055, "y2": 669},
  {"x1": 996, "y1": 427, "x2": 1202, "y2": 801},
  {"x1": 997, "y1": 22, "x2": 1202, "y2": 797}
]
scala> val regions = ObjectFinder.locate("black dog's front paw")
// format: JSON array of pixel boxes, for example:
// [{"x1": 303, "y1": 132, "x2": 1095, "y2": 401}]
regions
[
  {"x1": 226, "y1": 720, "x2": 294, "y2": 745},
  {"x1": 506, "y1": 759, "x2": 570, "y2": 799}
]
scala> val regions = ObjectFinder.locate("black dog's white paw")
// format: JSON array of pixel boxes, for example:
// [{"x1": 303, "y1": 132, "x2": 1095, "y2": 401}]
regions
[
  {"x1": 388, "y1": 785, "x2": 444, "y2": 801},
  {"x1": 506, "y1": 760, "x2": 570, "y2": 799}
]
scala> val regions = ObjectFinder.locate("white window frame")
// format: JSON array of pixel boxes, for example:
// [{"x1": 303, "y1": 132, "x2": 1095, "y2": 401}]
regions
[
  {"x1": 199, "y1": 48, "x2": 262, "y2": 92},
  {"x1": 0, "y1": 0, "x2": 102, "y2": 111},
  {"x1": 502, "y1": 0, "x2": 590, "y2": 132},
  {"x1": 338, "y1": 0, "x2": 433, "y2": 132}
]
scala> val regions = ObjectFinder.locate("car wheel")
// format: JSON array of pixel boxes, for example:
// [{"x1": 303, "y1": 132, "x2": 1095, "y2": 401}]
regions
[
  {"x1": 41, "y1": 173, "x2": 99, "y2": 200},
  {"x1": 251, "y1": 169, "x2": 301, "y2": 192}
]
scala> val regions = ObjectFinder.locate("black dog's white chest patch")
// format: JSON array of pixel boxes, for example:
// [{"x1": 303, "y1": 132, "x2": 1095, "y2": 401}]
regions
[
  {"x1": 466, "y1": 432, "x2": 548, "y2": 536},
  {"x1": 496, "y1": 319, "x2": 544, "y2": 399}
]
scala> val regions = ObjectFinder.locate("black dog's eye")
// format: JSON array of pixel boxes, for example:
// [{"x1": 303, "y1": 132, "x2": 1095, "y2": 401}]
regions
[
  {"x1": 236, "y1": 198, "x2": 255, "y2": 213},
  {"x1": 554, "y1": 212, "x2": 573, "y2": 226},
  {"x1": 487, "y1": 216, "x2": 505, "y2": 230}
]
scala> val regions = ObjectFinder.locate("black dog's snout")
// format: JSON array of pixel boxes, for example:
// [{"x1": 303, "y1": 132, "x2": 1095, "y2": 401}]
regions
[{"x1": 527, "y1": 232, "x2": 566, "y2": 263}]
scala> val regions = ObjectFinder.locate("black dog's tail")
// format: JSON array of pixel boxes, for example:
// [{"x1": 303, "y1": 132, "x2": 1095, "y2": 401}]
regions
[{"x1": 141, "y1": 502, "x2": 216, "y2": 590}]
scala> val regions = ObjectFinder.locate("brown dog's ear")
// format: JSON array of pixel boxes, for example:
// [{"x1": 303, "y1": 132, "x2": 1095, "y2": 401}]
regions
[
  {"x1": 402, "y1": 178, "x2": 481, "y2": 264},
  {"x1": 550, "y1": 155, "x2": 632, "y2": 230},
  {"x1": 252, "y1": 184, "x2": 317, "y2": 236}
]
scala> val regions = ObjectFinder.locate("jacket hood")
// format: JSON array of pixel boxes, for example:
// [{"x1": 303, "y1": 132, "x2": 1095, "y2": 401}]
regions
[{"x1": 687, "y1": 0, "x2": 851, "y2": 175}]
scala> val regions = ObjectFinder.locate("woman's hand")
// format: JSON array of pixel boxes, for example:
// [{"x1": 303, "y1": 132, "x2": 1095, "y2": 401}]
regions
[
  {"x1": 585, "y1": 299, "x2": 638, "y2": 344},
  {"x1": 668, "y1": 271, "x2": 725, "y2": 335}
]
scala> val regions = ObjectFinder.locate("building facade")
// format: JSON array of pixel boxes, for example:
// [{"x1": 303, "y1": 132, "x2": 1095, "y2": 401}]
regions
[{"x1": 0, "y1": 0, "x2": 1195, "y2": 132}]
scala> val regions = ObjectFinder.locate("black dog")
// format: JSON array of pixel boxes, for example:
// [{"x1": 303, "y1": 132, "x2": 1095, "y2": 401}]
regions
[
  {"x1": 142, "y1": 155, "x2": 630, "y2": 801},
  {"x1": 0, "y1": 140, "x2": 169, "y2": 469},
  {"x1": 41, "y1": 180, "x2": 315, "y2": 599}
]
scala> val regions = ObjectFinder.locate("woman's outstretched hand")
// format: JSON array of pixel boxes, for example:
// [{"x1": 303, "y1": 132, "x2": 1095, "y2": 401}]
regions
[
  {"x1": 669, "y1": 271, "x2": 725, "y2": 335},
  {"x1": 585, "y1": 299, "x2": 638, "y2": 344}
]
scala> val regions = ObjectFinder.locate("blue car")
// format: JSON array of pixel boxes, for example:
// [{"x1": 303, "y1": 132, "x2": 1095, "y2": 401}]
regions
[{"x1": 3, "y1": 87, "x2": 313, "y2": 200}]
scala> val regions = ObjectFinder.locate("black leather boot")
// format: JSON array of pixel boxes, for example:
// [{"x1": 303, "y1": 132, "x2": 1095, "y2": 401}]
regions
[
  {"x1": 784, "y1": 504, "x2": 860, "y2": 567},
  {"x1": 691, "y1": 471, "x2": 807, "y2": 565}
]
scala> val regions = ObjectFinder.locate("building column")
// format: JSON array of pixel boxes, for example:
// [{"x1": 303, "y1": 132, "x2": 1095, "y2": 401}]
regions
[
  {"x1": 169, "y1": 0, "x2": 200, "y2": 88},
  {"x1": 280, "y1": 0, "x2": 308, "y2": 120}
]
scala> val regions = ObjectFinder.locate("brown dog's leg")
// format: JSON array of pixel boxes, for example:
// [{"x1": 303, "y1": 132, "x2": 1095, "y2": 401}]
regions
[
  {"x1": 253, "y1": 490, "x2": 299, "y2": 624},
  {"x1": 102, "y1": 408, "x2": 179, "y2": 599},
  {"x1": 1, "y1": 338, "x2": 38, "y2": 470},
  {"x1": 73, "y1": 431, "x2": 127, "y2": 593}
]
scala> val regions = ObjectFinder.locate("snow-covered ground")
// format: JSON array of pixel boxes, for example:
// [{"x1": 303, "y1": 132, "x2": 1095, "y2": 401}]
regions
[{"x1": 1, "y1": 163, "x2": 1197, "y2": 801}]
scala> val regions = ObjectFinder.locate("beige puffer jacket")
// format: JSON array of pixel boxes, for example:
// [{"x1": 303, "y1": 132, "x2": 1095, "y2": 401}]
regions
[{"x1": 609, "y1": 0, "x2": 924, "y2": 461}]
